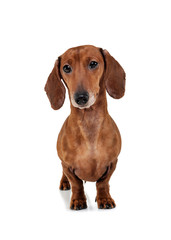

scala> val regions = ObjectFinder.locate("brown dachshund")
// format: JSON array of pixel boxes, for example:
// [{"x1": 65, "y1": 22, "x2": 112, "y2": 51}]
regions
[{"x1": 45, "y1": 45, "x2": 125, "y2": 210}]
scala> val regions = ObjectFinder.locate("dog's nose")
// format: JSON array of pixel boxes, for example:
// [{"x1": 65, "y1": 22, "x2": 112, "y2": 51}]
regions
[{"x1": 74, "y1": 92, "x2": 89, "y2": 105}]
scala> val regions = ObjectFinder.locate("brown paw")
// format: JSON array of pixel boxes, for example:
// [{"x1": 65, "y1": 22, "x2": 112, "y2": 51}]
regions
[
  {"x1": 70, "y1": 199, "x2": 87, "y2": 210},
  {"x1": 59, "y1": 181, "x2": 71, "y2": 191},
  {"x1": 97, "y1": 197, "x2": 116, "y2": 209}
]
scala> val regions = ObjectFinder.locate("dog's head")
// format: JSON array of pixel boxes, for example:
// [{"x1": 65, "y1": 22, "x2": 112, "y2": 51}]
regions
[{"x1": 45, "y1": 45, "x2": 125, "y2": 110}]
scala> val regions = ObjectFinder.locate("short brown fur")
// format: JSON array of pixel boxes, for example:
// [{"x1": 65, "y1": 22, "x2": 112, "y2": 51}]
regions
[{"x1": 45, "y1": 45, "x2": 125, "y2": 210}]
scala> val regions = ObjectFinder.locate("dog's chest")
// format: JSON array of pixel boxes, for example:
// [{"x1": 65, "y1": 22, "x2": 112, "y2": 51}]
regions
[
  {"x1": 73, "y1": 147, "x2": 108, "y2": 181},
  {"x1": 64, "y1": 132, "x2": 118, "y2": 181},
  {"x1": 58, "y1": 115, "x2": 120, "y2": 181}
]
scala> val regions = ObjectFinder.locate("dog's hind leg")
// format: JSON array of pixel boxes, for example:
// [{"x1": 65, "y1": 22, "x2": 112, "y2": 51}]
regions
[{"x1": 59, "y1": 172, "x2": 71, "y2": 190}]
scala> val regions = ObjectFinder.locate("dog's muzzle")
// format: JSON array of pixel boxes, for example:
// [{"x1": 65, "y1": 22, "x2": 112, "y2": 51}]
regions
[
  {"x1": 74, "y1": 91, "x2": 89, "y2": 106},
  {"x1": 71, "y1": 91, "x2": 96, "y2": 109}
]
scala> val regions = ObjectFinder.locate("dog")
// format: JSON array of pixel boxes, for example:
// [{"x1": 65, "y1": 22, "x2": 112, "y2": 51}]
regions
[{"x1": 45, "y1": 45, "x2": 125, "y2": 210}]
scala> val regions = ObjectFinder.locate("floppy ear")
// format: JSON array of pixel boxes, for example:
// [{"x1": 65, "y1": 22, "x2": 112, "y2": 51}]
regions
[
  {"x1": 101, "y1": 49, "x2": 126, "y2": 99},
  {"x1": 44, "y1": 58, "x2": 66, "y2": 110}
]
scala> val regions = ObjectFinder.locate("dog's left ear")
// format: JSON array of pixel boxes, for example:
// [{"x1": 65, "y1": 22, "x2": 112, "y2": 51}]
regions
[
  {"x1": 44, "y1": 58, "x2": 66, "y2": 110},
  {"x1": 101, "y1": 49, "x2": 126, "y2": 99}
]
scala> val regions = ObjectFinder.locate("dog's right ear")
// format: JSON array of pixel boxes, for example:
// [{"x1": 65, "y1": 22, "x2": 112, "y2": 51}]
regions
[{"x1": 44, "y1": 58, "x2": 66, "y2": 110}]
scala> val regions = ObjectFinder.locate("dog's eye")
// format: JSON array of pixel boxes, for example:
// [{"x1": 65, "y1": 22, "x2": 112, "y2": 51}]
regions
[
  {"x1": 89, "y1": 61, "x2": 98, "y2": 69},
  {"x1": 63, "y1": 65, "x2": 72, "y2": 73}
]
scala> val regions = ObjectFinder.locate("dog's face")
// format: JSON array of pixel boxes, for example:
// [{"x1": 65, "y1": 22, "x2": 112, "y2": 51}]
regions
[
  {"x1": 60, "y1": 45, "x2": 104, "y2": 109},
  {"x1": 45, "y1": 45, "x2": 125, "y2": 110}
]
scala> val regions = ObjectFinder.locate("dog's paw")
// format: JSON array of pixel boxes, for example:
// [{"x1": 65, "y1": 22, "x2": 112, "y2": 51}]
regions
[
  {"x1": 59, "y1": 181, "x2": 71, "y2": 190},
  {"x1": 96, "y1": 197, "x2": 116, "y2": 209},
  {"x1": 70, "y1": 199, "x2": 87, "y2": 210}
]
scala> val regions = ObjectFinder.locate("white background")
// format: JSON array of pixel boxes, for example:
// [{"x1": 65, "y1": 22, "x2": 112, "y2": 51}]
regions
[{"x1": 0, "y1": 0, "x2": 171, "y2": 239}]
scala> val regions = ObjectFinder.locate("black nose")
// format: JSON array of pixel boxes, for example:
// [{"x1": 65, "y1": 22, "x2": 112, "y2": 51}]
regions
[{"x1": 74, "y1": 92, "x2": 89, "y2": 105}]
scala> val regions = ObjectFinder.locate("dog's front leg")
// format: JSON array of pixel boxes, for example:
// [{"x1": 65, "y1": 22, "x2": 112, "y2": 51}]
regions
[
  {"x1": 62, "y1": 163, "x2": 87, "y2": 210},
  {"x1": 96, "y1": 161, "x2": 117, "y2": 209}
]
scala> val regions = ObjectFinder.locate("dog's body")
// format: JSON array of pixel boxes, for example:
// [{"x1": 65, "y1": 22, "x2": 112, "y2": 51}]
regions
[
  {"x1": 45, "y1": 45, "x2": 125, "y2": 210},
  {"x1": 57, "y1": 94, "x2": 121, "y2": 183}
]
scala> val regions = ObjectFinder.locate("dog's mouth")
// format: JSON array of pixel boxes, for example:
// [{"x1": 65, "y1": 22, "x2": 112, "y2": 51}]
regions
[{"x1": 71, "y1": 92, "x2": 96, "y2": 109}]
